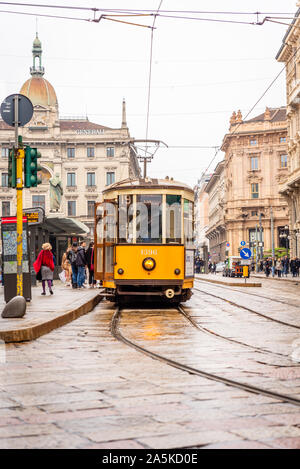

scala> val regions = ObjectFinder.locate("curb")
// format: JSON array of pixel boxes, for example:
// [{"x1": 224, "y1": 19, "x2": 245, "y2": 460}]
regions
[
  {"x1": 251, "y1": 275, "x2": 300, "y2": 285},
  {"x1": 0, "y1": 294, "x2": 101, "y2": 343},
  {"x1": 195, "y1": 276, "x2": 262, "y2": 288}
]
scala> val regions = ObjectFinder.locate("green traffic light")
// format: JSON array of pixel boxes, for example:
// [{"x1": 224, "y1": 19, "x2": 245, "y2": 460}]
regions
[{"x1": 24, "y1": 145, "x2": 42, "y2": 187}]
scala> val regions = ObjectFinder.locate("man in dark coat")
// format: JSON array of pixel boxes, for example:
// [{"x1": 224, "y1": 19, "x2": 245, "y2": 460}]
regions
[
  {"x1": 76, "y1": 241, "x2": 87, "y2": 288},
  {"x1": 67, "y1": 242, "x2": 78, "y2": 289}
]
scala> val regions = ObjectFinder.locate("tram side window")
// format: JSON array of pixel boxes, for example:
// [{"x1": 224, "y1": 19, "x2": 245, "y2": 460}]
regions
[
  {"x1": 118, "y1": 195, "x2": 134, "y2": 243},
  {"x1": 166, "y1": 195, "x2": 181, "y2": 243},
  {"x1": 184, "y1": 199, "x2": 194, "y2": 247},
  {"x1": 136, "y1": 195, "x2": 162, "y2": 244}
]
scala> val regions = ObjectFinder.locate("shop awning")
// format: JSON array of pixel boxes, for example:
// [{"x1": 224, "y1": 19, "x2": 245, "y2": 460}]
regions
[{"x1": 43, "y1": 216, "x2": 90, "y2": 235}]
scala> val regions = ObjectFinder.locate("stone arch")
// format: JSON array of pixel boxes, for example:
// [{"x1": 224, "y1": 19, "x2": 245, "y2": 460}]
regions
[{"x1": 38, "y1": 165, "x2": 53, "y2": 185}]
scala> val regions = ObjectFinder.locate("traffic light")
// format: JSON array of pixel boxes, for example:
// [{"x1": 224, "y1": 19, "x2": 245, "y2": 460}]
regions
[
  {"x1": 24, "y1": 146, "x2": 42, "y2": 188},
  {"x1": 8, "y1": 148, "x2": 16, "y2": 188}
]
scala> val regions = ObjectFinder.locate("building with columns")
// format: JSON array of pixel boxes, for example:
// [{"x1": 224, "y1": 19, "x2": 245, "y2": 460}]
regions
[
  {"x1": 219, "y1": 107, "x2": 289, "y2": 258},
  {"x1": 276, "y1": 3, "x2": 300, "y2": 256},
  {"x1": 0, "y1": 35, "x2": 140, "y2": 260}
]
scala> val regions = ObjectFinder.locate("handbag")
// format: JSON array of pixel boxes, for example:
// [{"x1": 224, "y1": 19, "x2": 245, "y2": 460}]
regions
[
  {"x1": 59, "y1": 270, "x2": 66, "y2": 283},
  {"x1": 36, "y1": 269, "x2": 42, "y2": 281}
]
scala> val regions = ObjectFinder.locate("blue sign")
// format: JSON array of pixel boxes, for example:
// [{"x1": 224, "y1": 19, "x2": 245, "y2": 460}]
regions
[
  {"x1": 240, "y1": 241, "x2": 246, "y2": 246},
  {"x1": 240, "y1": 248, "x2": 252, "y2": 259}
]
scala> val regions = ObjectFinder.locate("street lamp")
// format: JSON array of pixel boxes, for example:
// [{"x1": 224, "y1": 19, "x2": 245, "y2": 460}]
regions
[{"x1": 279, "y1": 225, "x2": 290, "y2": 257}]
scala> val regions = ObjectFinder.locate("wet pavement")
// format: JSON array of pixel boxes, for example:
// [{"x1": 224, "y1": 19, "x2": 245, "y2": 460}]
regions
[{"x1": 0, "y1": 280, "x2": 300, "y2": 449}]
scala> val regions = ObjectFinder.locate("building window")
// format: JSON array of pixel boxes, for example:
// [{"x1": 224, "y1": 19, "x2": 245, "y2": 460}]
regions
[
  {"x1": 251, "y1": 210, "x2": 258, "y2": 216},
  {"x1": 280, "y1": 154, "x2": 288, "y2": 168},
  {"x1": 106, "y1": 147, "x2": 115, "y2": 157},
  {"x1": 280, "y1": 137, "x2": 286, "y2": 143},
  {"x1": 1, "y1": 147, "x2": 9, "y2": 158},
  {"x1": 87, "y1": 172, "x2": 95, "y2": 186},
  {"x1": 250, "y1": 156, "x2": 258, "y2": 170},
  {"x1": 250, "y1": 139, "x2": 257, "y2": 146},
  {"x1": 87, "y1": 147, "x2": 95, "y2": 158},
  {"x1": 2, "y1": 201, "x2": 10, "y2": 216},
  {"x1": 106, "y1": 172, "x2": 115, "y2": 185},
  {"x1": 68, "y1": 200, "x2": 76, "y2": 216},
  {"x1": 32, "y1": 195, "x2": 45, "y2": 211},
  {"x1": 87, "y1": 200, "x2": 95, "y2": 217},
  {"x1": 251, "y1": 183, "x2": 259, "y2": 199},
  {"x1": 1, "y1": 173, "x2": 8, "y2": 187},
  {"x1": 67, "y1": 172, "x2": 76, "y2": 186},
  {"x1": 67, "y1": 147, "x2": 75, "y2": 158}
]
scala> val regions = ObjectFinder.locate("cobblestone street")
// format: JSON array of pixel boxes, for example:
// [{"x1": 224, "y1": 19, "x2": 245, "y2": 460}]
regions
[{"x1": 0, "y1": 278, "x2": 299, "y2": 449}]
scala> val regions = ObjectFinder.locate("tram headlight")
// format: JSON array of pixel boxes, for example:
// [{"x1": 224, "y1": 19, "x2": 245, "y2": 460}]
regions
[
  {"x1": 118, "y1": 268, "x2": 124, "y2": 275},
  {"x1": 174, "y1": 268, "x2": 181, "y2": 275},
  {"x1": 142, "y1": 257, "x2": 156, "y2": 271}
]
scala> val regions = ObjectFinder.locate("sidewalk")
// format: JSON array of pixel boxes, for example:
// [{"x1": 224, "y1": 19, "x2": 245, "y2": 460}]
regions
[
  {"x1": 195, "y1": 273, "x2": 261, "y2": 287},
  {"x1": 0, "y1": 282, "x2": 101, "y2": 343},
  {"x1": 252, "y1": 272, "x2": 300, "y2": 284}
]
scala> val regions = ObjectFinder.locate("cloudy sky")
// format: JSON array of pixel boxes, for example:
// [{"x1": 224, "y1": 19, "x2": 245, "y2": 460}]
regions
[{"x1": 0, "y1": 0, "x2": 298, "y2": 186}]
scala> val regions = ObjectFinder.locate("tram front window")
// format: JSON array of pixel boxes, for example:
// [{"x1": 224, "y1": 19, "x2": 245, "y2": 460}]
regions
[
  {"x1": 166, "y1": 195, "x2": 181, "y2": 243},
  {"x1": 136, "y1": 195, "x2": 162, "y2": 244},
  {"x1": 118, "y1": 195, "x2": 134, "y2": 243},
  {"x1": 184, "y1": 199, "x2": 194, "y2": 247}
]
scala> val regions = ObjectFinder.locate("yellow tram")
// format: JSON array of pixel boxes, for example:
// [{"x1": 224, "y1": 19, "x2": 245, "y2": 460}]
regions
[{"x1": 94, "y1": 177, "x2": 195, "y2": 303}]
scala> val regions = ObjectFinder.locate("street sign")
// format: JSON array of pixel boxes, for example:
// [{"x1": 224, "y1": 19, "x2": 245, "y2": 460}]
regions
[
  {"x1": 240, "y1": 248, "x2": 252, "y2": 259},
  {"x1": 23, "y1": 207, "x2": 45, "y2": 226},
  {"x1": 0, "y1": 94, "x2": 33, "y2": 127},
  {"x1": 240, "y1": 241, "x2": 246, "y2": 246}
]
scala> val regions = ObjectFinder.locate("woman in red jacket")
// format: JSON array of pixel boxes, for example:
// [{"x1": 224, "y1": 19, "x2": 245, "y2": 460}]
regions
[{"x1": 33, "y1": 243, "x2": 55, "y2": 295}]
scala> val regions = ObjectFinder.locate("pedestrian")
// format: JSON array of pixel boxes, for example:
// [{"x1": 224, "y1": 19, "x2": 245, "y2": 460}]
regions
[
  {"x1": 195, "y1": 257, "x2": 201, "y2": 274},
  {"x1": 265, "y1": 258, "x2": 271, "y2": 278},
  {"x1": 67, "y1": 242, "x2": 78, "y2": 289},
  {"x1": 33, "y1": 243, "x2": 55, "y2": 295},
  {"x1": 61, "y1": 247, "x2": 72, "y2": 286},
  {"x1": 275, "y1": 258, "x2": 282, "y2": 278},
  {"x1": 212, "y1": 262, "x2": 217, "y2": 274},
  {"x1": 86, "y1": 241, "x2": 96, "y2": 288},
  {"x1": 290, "y1": 257, "x2": 297, "y2": 277},
  {"x1": 76, "y1": 241, "x2": 87, "y2": 288}
]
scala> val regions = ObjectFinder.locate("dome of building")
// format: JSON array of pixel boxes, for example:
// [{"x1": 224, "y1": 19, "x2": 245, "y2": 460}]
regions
[
  {"x1": 20, "y1": 33, "x2": 58, "y2": 107},
  {"x1": 20, "y1": 77, "x2": 57, "y2": 106}
]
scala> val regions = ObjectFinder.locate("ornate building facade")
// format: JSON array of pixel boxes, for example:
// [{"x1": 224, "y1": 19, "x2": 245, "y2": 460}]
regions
[
  {"x1": 204, "y1": 160, "x2": 226, "y2": 263},
  {"x1": 220, "y1": 108, "x2": 289, "y2": 257},
  {"x1": 0, "y1": 35, "x2": 140, "y2": 239},
  {"x1": 276, "y1": 3, "x2": 300, "y2": 256}
]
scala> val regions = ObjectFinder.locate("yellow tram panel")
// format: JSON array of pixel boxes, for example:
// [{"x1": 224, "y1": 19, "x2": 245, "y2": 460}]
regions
[{"x1": 114, "y1": 245, "x2": 185, "y2": 280}]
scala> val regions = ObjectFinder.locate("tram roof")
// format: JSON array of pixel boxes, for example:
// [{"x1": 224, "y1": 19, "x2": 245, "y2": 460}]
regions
[{"x1": 103, "y1": 177, "x2": 194, "y2": 194}]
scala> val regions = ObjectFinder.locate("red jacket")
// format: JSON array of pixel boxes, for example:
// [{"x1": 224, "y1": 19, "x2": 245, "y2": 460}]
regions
[{"x1": 33, "y1": 250, "x2": 54, "y2": 273}]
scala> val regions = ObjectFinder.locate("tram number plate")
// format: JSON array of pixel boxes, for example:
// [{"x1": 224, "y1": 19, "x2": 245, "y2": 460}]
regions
[{"x1": 141, "y1": 249, "x2": 157, "y2": 256}]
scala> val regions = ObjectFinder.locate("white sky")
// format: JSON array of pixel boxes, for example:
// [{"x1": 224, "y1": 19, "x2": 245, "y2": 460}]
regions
[{"x1": 0, "y1": 0, "x2": 298, "y2": 187}]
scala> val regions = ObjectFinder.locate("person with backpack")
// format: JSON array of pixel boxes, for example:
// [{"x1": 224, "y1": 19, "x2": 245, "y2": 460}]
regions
[
  {"x1": 76, "y1": 241, "x2": 87, "y2": 289},
  {"x1": 67, "y1": 242, "x2": 78, "y2": 289}
]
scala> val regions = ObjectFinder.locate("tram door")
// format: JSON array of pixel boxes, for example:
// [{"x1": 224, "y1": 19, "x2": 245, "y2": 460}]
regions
[{"x1": 94, "y1": 202, "x2": 116, "y2": 282}]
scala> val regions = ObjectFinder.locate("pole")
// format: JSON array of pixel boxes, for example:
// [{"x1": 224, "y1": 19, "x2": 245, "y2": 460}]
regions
[
  {"x1": 143, "y1": 158, "x2": 147, "y2": 178},
  {"x1": 270, "y1": 207, "x2": 275, "y2": 258},
  {"x1": 255, "y1": 224, "x2": 258, "y2": 272},
  {"x1": 14, "y1": 95, "x2": 24, "y2": 297},
  {"x1": 259, "y1": 213, "x2": 263, "y2": 260}
]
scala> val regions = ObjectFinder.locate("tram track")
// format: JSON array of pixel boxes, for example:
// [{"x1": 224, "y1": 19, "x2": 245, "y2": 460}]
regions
[
  {"x1": 177, "y1": 305, "x2": 297, "y2": 364},
  {"x1": 111, "y1": 306, "x2": 300, "y2": 408},
  {"x1": 193, "y1": 285, "x2": 300, "y2": 331}
]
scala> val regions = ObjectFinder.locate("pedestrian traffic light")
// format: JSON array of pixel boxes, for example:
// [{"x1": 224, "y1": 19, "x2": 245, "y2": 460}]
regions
[
  {"x1": 8, "y1": 148, "x2": 16, "y2": 188},
  {"x1": 24, "y1": 146, "x2": 42, "y2": 188}
]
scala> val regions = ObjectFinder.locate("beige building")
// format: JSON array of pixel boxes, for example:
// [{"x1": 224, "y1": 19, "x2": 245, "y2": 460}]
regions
[
  {"x1": 194, "y1": 173, "x2": 211, "y2": 260},
  {"x1": 220, "y1": 108, "x2": 289, "y2": 257},
  {"x1": 0, "y1": 35, "x2": 140, "y2": 244},
  {"x1": 204, "y1": 161, "x2": 226, "y2": 263},
  {"x1": 276, "y1": 4, "x2": 300, "y2": 256}
]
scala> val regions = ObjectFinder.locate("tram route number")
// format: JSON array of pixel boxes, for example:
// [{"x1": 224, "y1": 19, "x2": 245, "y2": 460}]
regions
[
  {"x1": 102, "y1": 453, "x2": 198, "y2": 466},
  {"x1": 141, "y1": 249, "x2": 157, "y2": 256}
]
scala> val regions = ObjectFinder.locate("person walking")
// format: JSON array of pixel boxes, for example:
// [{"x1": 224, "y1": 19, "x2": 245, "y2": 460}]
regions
[
  {"x1": 86, "y1": 241, "x2": 95, "y2": 288},
  {"x1": 76, "y1": 241, "x2": 87, "y2": 289},
  {"x1": 33, "y1": 243, "x2": 55, "y2": 295},
  {"x1": 212, "y1": 262, "x2": 217, "y2": 274},
  {"x1": 67, "y1": 242, "x2": 78, "y2": 289}
]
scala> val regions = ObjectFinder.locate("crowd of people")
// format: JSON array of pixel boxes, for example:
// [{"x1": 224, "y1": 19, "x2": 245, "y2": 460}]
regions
[
  {"x1": 33, "y1": 240, "x2": 96, "y2": 296},
  {"x1": 255, "y1": 256, "x2": 300, "y2": 278}
]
